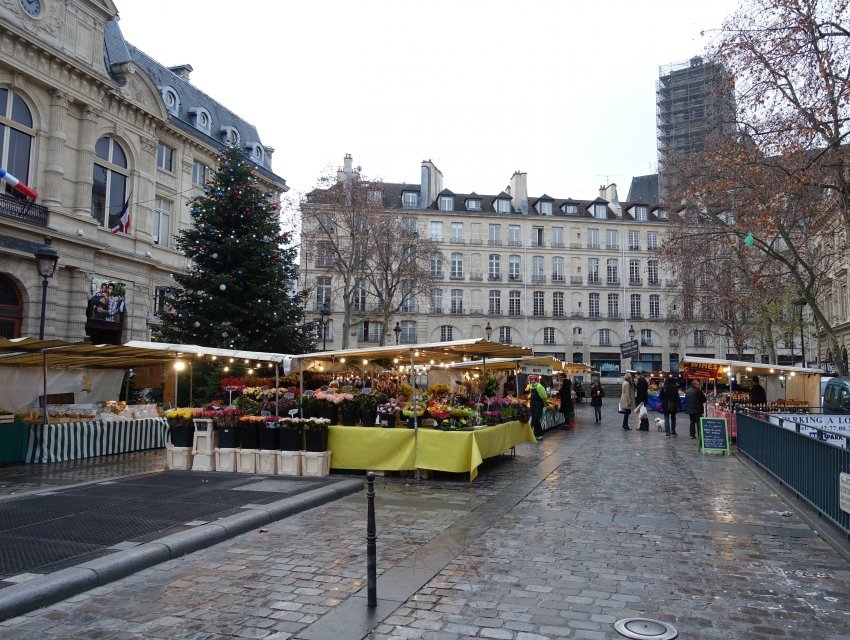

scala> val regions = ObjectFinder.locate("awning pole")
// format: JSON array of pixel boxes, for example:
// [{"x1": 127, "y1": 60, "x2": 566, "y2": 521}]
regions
[
  {"x1": 275, "y1": 363, "x2": 280, "y2": 416},
  {"x1": 42, "y1": 349, "x2": 48, "y2": 426},
  {"x1": 411, "y1": 348, "x2": 419, "y2": 481},
  {"x1": 299, "y1": 359, "x2": 304, "y2": 418}
]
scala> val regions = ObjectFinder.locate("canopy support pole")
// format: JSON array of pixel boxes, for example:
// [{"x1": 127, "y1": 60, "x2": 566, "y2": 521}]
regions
[
  {"x1": 42, "y1": 349, "x2": 48, "y2": 426},
  {"x1": 275, "y1": 364, "x2": 280, "y2": 416},
  {"x1": 411, "y1": 348, "x2": 419, "y2": 481}
]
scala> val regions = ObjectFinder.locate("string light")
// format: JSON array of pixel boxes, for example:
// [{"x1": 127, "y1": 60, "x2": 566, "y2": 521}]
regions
[{"x1": 223, "y1": 366, "x2": 229, "y2": 372}]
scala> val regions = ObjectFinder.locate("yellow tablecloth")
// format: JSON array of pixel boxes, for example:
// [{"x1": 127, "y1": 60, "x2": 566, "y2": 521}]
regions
[{"x1": 328, "y1": 421, "x2": 535, "y2": 481}]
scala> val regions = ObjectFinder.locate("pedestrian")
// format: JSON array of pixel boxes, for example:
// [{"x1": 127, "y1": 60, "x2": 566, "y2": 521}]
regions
[
  {"x1": 685, "y1": 380, "x2": 708, "y2": 439},
  {"x1": 635, "y1": 370, "x2": 649, "y2": 406},
  {"x1": 528, "y1": 374, "x2": 548, "y2": 440},
  {"x1": 558, "y1": 375, "x2": 574, "y2": 429},
  {"x1": 660, "y1": 375, "x2": 680, "y2": 436},
  {"x1": 619, "y1": 372, "x2": 636, "y2": 430},
  {"x1": 636, "y1": 401, "x2": 650, "y2": 431},
  {"x1": 589, "y1": 380, "x2": 604, "y2": 423},
  {"x1": 748, "y1": 376, "x2": 767, "y2": 406}
]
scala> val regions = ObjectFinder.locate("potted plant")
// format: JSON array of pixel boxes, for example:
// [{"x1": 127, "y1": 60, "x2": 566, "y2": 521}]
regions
[
  {"x1": 212, "y1": 408, "x2": 242, "y2": 448},
  {"x1": 355, "y1": 393, "x2": 380, "y2": 426},
  {"x1": 238, "y1": 415, "x2": 263, "y2": 449},
  {"x1": 377, "y1": 401, "x2": 402, "y2": 427},
  {"x1": 401, "y1": 402, "x2": 426, "y2": 428},
  {"x1": 277, "y1": 417, "x2": 304, "y2": 451},
  {"x1": 304, "y1": 417, "x2": 331, "y2": 452}
]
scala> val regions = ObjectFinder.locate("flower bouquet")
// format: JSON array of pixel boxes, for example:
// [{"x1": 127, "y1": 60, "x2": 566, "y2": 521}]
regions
[
  {"x1": 402, "y1": 402, "x2": 426, "y2": 428},
  {"x1": 377, "y1": 401, "x2": 402, "y2": 427},
  {"x1": 165, "y1": 408, "x2": 195, "y2": 446}
]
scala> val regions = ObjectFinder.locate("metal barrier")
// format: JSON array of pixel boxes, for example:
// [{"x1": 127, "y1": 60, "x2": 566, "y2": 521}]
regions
[{"x1": 736, "y1": 411, "x2": 850, "y2": 538}]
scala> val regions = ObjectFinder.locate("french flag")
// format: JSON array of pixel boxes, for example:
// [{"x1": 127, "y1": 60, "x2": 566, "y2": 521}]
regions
[{"x1": 111, "y1": 194, "x2": 131, "y2": 234}]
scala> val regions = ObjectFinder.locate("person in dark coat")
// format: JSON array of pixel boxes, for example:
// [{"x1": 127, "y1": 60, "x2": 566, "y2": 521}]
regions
[
  {"x1": 749, "y1": 376, "x2": 767, "y2": 405},
  {"x1": 558, "y1": 376, "x2": 574, "y2": 428},
  {"x1": 635, "y1": 371, "x2": 649, "y2": 406},
  {"x1": 660, "y1": 376, "x2": 679, "y2": 437},
  {"x1": 685, "y1": 380, "x2": 708, "y2": 439},
  {"x1": 589, "y1": 380, "x2": 604, "y2": 423}
]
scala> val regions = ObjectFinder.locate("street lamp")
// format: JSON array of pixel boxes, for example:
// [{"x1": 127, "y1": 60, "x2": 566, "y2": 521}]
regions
[
  {"x1": 393, "y1": 321, "x2": 401, "y2": 345},
  {"x1": 724, "y1": 328, "x2": 731, "y2": 359},
  {"x1": 32, "y1": 236, "x2": 59, "y2": 340},
  {"x1": 173, "y1": 360, "x2": 186, "y2": 408},
  {"x1": 485, "y1": 321, "x2": 492, "y2": 341},
  {"x1": 792, "y1": 295, "x2": 808, "y2": 367},
  {"x1": 628, "y1": 325, "x2": 635, "y2": 340},
  {"x1": 319, "y1": 302, "x2": 331, "y2": 351}
]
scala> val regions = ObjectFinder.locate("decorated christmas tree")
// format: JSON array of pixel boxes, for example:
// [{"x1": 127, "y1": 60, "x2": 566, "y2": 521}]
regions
[{"x1": 157, "y1": 147, "x2": 313, "y2": 354}]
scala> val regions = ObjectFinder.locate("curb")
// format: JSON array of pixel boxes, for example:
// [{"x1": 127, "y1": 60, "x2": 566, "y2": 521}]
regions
[{"x1": 0, "y1": 478, "x2": 363, "y2": 621}]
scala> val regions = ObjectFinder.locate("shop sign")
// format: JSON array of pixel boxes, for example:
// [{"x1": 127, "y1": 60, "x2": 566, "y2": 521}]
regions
[
  {"x1": 620, "y1": 340, "x2": 640, "y2": 359},
  {"x1": 521, "y1": 363, "x2": 553, "y2": 376},
  {"x1": 681, "y1": 362, "x2": 723, "y2": 380}
]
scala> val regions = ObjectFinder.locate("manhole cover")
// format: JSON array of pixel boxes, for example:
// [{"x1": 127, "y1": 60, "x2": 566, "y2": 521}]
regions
[{"x1": 614, "y1": 618, "x2": 677, "y2": 639}]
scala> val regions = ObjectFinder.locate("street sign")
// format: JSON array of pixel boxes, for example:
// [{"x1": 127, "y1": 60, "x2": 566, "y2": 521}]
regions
[{"x1": 620, "y1": 340, "x2": 640, "y2": 359}]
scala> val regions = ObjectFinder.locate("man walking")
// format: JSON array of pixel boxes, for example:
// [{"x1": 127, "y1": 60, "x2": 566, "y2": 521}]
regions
[
  {"x1": 685, "y1": 380, "x2": 708, "y2": 439},
  {"x1": 528, "y1": 375, "x2": 548, "y2": 440},
  {"x1": 635, "y1": 371, "x2": 649, "y2": 407}
]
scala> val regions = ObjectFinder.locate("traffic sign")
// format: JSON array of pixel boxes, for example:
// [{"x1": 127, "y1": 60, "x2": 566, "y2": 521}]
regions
[{"x1": 620, "y1": 340, "x2": 640, "y2": 359}]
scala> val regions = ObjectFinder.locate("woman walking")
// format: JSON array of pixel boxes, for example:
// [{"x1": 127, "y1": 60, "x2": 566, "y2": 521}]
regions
[
  {"x1": 660, "y1": 375, "x2": 680, "y2": 436},
  {"x1": 619, "y1": 373, "x2": 636, "y2": 430},
  {"x1": 589, "y1": 380, "x2": 604, "y2": 423}
]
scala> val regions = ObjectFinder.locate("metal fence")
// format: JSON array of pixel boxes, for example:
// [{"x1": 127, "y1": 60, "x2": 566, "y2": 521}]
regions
[{"x1": 736, "y1": 411, "x2": 850, "y2": 538}]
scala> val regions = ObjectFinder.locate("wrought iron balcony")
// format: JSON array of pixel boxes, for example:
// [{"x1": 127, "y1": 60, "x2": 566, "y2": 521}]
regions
[{"x1": 0, "y1": 193, "x2": 49, "y2": 227}]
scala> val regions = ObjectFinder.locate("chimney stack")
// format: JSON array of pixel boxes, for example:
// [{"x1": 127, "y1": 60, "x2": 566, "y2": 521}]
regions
[{"x1": 167, "y1": 64, "x2": 193, "y2": 81}]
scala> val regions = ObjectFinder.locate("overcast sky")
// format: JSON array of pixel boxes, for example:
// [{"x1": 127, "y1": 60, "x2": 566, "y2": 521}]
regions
[{"x1": 117, "y1": 0, "x2": 741, "y2": 203}]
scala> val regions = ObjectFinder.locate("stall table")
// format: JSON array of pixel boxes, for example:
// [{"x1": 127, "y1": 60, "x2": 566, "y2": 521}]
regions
[
  {"x1": 24, "y1": 417, "x2": 169, "y2": 463},
  {"x1": 328, "y1": 420, "x2": 535, "y2": 481}
]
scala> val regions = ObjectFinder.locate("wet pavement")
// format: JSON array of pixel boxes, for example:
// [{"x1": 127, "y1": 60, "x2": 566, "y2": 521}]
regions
[{"x1": 1, "y1": 403, "x2": 850, "y2": 639}]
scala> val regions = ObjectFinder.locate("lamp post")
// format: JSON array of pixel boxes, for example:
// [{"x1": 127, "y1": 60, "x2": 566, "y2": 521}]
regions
[
  {"x1": 485, "y1": 321, "x2": 492, "y2": 341},
  {"x1": 724, "y1": 328, "x2": 731, "y2": 360},
  {"x1": 792, "y1": 295, "x2": 807, "y2": 368},
  {"x1": 173, "y1": 360, "x2": 186, "y2": 408},
  {"x1": 628, "y1": 325, "x2": 635, "y2": 340},
  {"x1": 319, "y1": 302, "x2": 331, "y2": 351},
  {"x1": 393, "y1": 321, "x2": 401, "y2": 345},
  {"x1": 32, "y1": 236, "x2": 59, "y2": 340}
]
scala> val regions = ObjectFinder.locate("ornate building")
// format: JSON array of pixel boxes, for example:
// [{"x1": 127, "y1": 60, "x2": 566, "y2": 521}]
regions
[
  {"x1": 0, "y1": 0, "x2": 286, "y2": 344},
  {"x1": 302, "y1": 155, "x2": 725, "y2": 376}
]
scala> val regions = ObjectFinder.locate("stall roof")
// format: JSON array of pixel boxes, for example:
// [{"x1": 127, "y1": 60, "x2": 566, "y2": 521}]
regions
[
  {"x1": 291, "y1": 339, "x2": 532, "y2": 367},
  {"x1": 0, "y1": 340, "x2": 188, "y2": 369},
  {"x1": 680, "y1": 356, "x2": 823, "y2": 376},
  {"x1": 444, "y1": 356, "x2": 567, "y2": 372},
  {"x1": 123, "y1": 341, "x2": 288, "y2": 363}
]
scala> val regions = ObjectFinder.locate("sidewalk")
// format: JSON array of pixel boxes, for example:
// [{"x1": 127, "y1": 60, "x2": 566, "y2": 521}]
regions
[{"x1": 2, "y1": 403, "x2": 850, "y2": 639}]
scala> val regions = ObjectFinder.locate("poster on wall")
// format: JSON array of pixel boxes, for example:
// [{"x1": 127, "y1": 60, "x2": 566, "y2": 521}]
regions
[{"x1": 89, "y1": 278, "x2": 127, "y2": 323}]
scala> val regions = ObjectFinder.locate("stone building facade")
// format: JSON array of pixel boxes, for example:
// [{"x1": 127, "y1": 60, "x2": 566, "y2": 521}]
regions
[{"x1": 0, "y1": 0, "x2": 286, "y2": 344}]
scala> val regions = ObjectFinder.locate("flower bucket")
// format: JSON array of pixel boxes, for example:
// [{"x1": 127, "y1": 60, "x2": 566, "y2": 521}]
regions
[
  {"x1": 319, "y1": 404, "x2": 338, "y2": 425},
  {"x1": 360, "y1": 409, "x2": 378, "y2": 427},
  {"x1": 279, "y1": 424, "x2": 303, "y2": 451},
  {"x1": 217, "y1": 426, "x2": 237, "y2": 449},
  {"x1": 378, "y1": 413, "x2": 396, "y2": 428},
  {"x1": 305, "y1": 428, "x2": 329, "y2": 452},
  {"x1": 238, "y1": 423, "x2": 259, "y2": 449},
  {"x1": 170, "y1": 424, "x2": 194, "y2": 447},
  {"x1": 258, "y1": 424, "x2": 279, "y2": 450},
  {"x1": 341, "y1": 407, "x2": 358, "y2": 426}
]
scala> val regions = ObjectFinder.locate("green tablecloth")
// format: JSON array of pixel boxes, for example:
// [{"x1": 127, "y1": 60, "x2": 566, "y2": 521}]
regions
[{"x1": 0, "y1": 422, "x2": 30, "y2": 463}]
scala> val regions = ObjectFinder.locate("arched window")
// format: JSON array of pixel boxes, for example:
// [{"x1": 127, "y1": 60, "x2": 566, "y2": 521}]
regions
[
  {"x1": 0, "y1": 88, "x2": 35, "y2": 196},
  {"x1": 91, "y1": 137, "x2": 128, "y2": 229},
  {"x1": 0, "y1": 275, "x2": 23, "y2": 338}
]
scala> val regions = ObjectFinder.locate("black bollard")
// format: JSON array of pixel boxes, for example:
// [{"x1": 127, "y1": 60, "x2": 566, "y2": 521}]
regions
[{"x1": 366, "y1": 471, "x2": 377, "y2": 607}]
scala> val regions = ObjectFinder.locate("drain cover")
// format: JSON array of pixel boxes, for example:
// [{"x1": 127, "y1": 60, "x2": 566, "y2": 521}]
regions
[{"x1": 614, "y1": 618, "x2": 677, "y2": 639}]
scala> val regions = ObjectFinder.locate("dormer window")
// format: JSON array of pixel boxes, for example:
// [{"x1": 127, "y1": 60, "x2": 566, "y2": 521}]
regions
[
  {"x1": 402, "y1": 191, "x2": 419, "y2": 209},
  {"x1": 466, "y1": 198, "x2": 481, "y2": 211},
  {"x1": 564, "y1": 203, "x2": 579, "y2": 215},
  {"x1": 247, "y1": 143, "x2": 265, "y2": 164},
  {"x1": 634, "y1": 205, "x2": 648, "y2": 221},
  {"x1": 188, "y1": 108, "x2": 211, "y2": 135},
  {"x1": 539, "y1": 201, "x2": 553, "y2": 215},
  {"x1": 496, "y1": 199, "x2": 512, "y2": 213},
  {"x1": 439, "y1": 195, "x2": 454, "y2": 212},
  {"x1": 368, "y1": 189, "x2": 383, "y2": 205},
  {"x1": 159, "y1": 86, "x2": 180, "y2": 116},
  {"x1": 593, "y1": 203, "x2": 608, "y2": 219},
  {"x1": 220, "y1": 126, "x2": 240, "y2": 146},
  {"x1": 656, "y1": 208, "x2": 669, "y2": 220}
]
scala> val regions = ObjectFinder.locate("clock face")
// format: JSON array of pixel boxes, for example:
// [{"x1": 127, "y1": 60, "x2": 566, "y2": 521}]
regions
[{"x1": 20, "y1": 0, "x2": 42, "y2": 17}]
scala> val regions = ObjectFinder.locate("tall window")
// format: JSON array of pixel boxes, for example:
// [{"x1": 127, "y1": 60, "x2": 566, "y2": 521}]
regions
[
  {"x1": 532, "y1": 255, "x2": 544, "y2": 280},
  {"x1": 508, "y1": 291, "x2": 521, "y2": 316},
  {"x1": 0, "y1": 275, "x2": 22, "y2": 338},
  {"x1": 430, "y1": 252, "x2": 443, "y2": 277},
  {"x1": 451, "y1": 222, "x2": 464, "y2": 243},
  {"x1": 543, "y1": 327, "x2": 555, "y2": 345},
  {"x1": 508, "y1": 225, "x2": 521, "y2": 245},
  {"x1": 552, "y1": 292, "x2": 564, "y2": 317},
  {"x1": 533, "y1": 291, "x2": 545, "y2": 317},
  {"x1": 552, "y1": 227, "x2": 564, "y2": 247},
  {"x1": 402, "y1": 191, "x2": 419, "y2": 209},
  {"x1": 589, "y1": 293, "x2": 600, "y2": 318},
  {"x1": 540, "y1": 201, "x2": 553, "y2": 215},
  {"x1": 629, "y1": 259, "x2": 641, "y2": 284},
  {"x1": 450, "y1": 289, "x2": 463, "y2": 314},
  {"x1": 91, "y1": 136, "x2": 128, "y2": 229},
  {"x1": 191, "y1": 160, "x2": 208, "y2": 186},
  {"x1": 316, "y1": 276, "x2": 331, "y2": 310},
  {"x1": 400, "y1": 320, "x2": 417, "y2": 343},
  {"x1": 594, "y1": 203, "x2": 608, "y2": 219},
  {"x1": 400, "y1": 284, "x2": 416, "y2": 313},
  {"x1": 532, "y1": 227, "x2": 544, "y2": 247},
  {"x1": 606, "y1": 259, "x2": 619, "y2": 284},
  {"x1": 587, "y1": 228, "x2": 599, "y2": 249},
  {"x1": 649, "y1": 294, "x2": 660, "y2": 319},
  {"x1": 606, "y1": 229, "x2": 618, "y2": 250},
  {"x1": 156, "y1": 143, "x2": 175, "y2": 172},
  {"x1": 588, "y1": 258, "x2": 599, "y2": 283},
  {"x1": 599, "y1": 328, "x2": 611, "y2": 346},
  {"x1": 647, "y1": 260, "x2": 659, "y2": 285},
  {"x1": 552, "y1": 256, "x2": 564, "y2": 281},
  {"x1": 647, "y1": 231, "x2": 659, "y2": 250},
  {"x1": 628, "y1": 230, "x2": 640, "y2": 250},
  {"x1": 499, "y1": 326, "x2": 512, "y2": 344},
  {"x1": 607, "y1": 293, "x2": 619, "y2": 318},
  {"x1": 634, "y1": 205, "x2": 648, "y2": 221},
  {"x1": 316, "y1": 240, "x2": 334, "y2": 267},
  {"x1": 640, "y1": 328, "x2": 652, "y2": 347},
  {"x1": 694, "y1": 330, "x2": 706, "y2": 347},
  {"x1": 450, "y1": 252, "x2": 464, "y2": 278},
  {"x1": 488, "y1": 254, "x2": 501, "y2": 279},
  {"x1": 354, "y1": 279, "x2": 367, "y2": 312},
  {"x1": 630, "y1": 293, "x2": 642, "y2": 319},
  {"x1": 438, "y1": 195, "x2": 453, "y2": 211},
  {"x1": 0, "y1": 88, "x2": 34, "y2": 194},
  {"x1": 509, "y1": 255, "x2": 521, "y2": 280},
  {"x1": 401, "y1": 216, "x2": 417, "y2": 235},
  {"x1": 488, "y1": 224, "x2": 501, "y2": 244},
  {"x1": 488, "y1": 290, "x2": 501, "y2": 315},
  {"x1": 440, "y1": 325, "x2": 453, "y2": 341},
  {"x1": 430, "y1": 221, "x2": 443, "y2": 241},
  {"x1": 431, "y1": 289, "x2": 443, "y2": 313},
  {"x1": 153, "y1": 197, "x2": 172, "y2": 247}
]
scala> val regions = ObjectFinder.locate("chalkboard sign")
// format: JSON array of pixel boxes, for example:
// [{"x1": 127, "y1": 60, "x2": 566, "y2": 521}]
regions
[{"x1": 699, "y1": 417, "x2": 730, "y2": 455}]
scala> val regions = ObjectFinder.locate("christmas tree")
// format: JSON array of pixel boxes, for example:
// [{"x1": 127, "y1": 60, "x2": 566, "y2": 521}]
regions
[{"x1": 157, "y1": 147, "x2": 314, "y2": 354}]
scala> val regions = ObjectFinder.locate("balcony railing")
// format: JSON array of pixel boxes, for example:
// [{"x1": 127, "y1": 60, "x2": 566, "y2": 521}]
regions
[
  {"x1": 449, "y1": 306, "x2": 464, "y2": 315},
  {"x1": 587, "y1": 243, "x2": 600, "y2": 249},
  {"x1": 629, "y1": 278, "x2": 642, "y2": 286},
  {"x1": 449, "y1": 237, "x2": 465, "y2": 244},
  {"x1": 606, "y1": 244, "x2": 619, "y2": 250},
  {"x1": 0, "y1": 194, "x2": 49, "y2": 227},
  {"x1": 508, "y1": 240, "x2": 522, "y2": 246},
  {"x1": 587, "y1": 275, "x2": 600, "y2": 284},
  {"x1": 508, "y1": 274, "x2": 522, "y2": 282},
  {"x1": 429, "y1": 307, "x2": 443, "y2": 314},
  {"x1": 532, "y1": 274, "x2": 546, "y2": 283},
  {"x1": 647, "y1": 278, "x2": 661, "y2": 286},
  {"x1": 628, "y1": 245, "x2": 640, "y2": 251},
  {"x1": 488, "y1": 239, "x2": 502, "y2": 245},
  {"x1": 551, "y1": 241, "x2": 565, "y2": 248},
  {"x1": 488, "y1": 273, "x2": 502, "y2": 281},
  {"x1": 508, "y1": 309, "x2": 522, "y2": 317},
  {"x1": 606, "y1": 278, "x2": 620, "y2": 285},
  {"x1": 552, "y1": 274, "x2": 565, "y2": 282},
  {"x1": 449, "y1": 273, "x2": 465, "y2": 280}
]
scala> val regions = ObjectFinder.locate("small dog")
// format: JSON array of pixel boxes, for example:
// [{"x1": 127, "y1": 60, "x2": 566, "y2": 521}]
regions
[{"x1": 655, "y1": 417, "x2": 665, "y2": 432}]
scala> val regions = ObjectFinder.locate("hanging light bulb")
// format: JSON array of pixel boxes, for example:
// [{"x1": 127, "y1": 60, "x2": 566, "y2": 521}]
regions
[
  {"x1": 229, "y1": 358, "x2": 235, "y2": 363},
  {"x1": 223, "y1": 366, "x2": 230, "y2": 372},
  {"x1": 247, "y1": 368, "x2": 254, "y2": 375}
]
